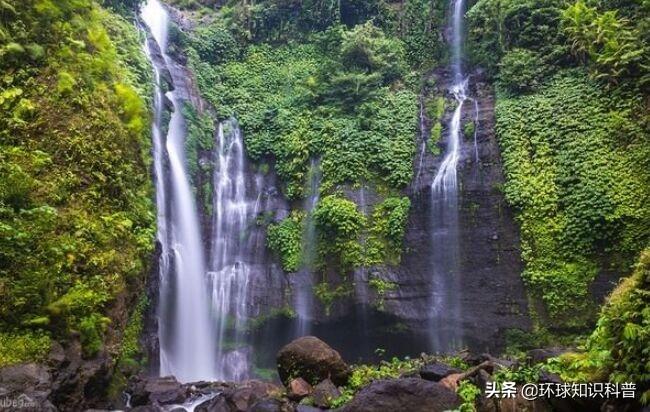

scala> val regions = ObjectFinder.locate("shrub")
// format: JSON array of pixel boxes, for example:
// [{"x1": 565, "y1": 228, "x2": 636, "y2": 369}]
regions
[
  {"x1": 498, "y1": 49, "x2": 547, "y2": 93},
  {"x1": 267, "y1": 211, "x2": 305, "y2": 272}
]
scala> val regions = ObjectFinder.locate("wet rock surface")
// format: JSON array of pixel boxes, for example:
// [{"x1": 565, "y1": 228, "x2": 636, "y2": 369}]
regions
[
  {"x1": 419, "y1": 362, "x2": 461, "y2": 382},
  {"x1": 277, "y1": 337, "x2": 350, "y2": 387},
  {"x1": 340, "y1": 378, "x2": 461, "y2": 412}
]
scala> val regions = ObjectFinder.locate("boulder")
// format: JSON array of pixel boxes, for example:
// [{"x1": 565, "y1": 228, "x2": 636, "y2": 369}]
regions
[
  {"x1": 419, "y1": 362, "x2": 461, "y2": 382},
  {"x1": 340, "y1": 378, "x2": 460, "y2": 412},
  {"x1": 277, "y1": 337, "x2": 350, "y2": 386},
  {"x1": 127, "y1": 375, "x2": 186, "y2": 407},
  {"x1": 311, "y1": 379, "x2": 340, "y2": 408},
  {"x1": 249, "y1": 398, "x2": 285, "y2": 412},
  {"x1": 287, "y1": 378, "x2": 312, "y2": 400},
  {"x1": 0, "y1": 363, "x2": 56, "y2": 411},
  {"x1": 225, "y1": 380, "x2": 282, "y2": 412},
  {"x1": 296, "y1": 406, "x2": 325, "y2": 412}
]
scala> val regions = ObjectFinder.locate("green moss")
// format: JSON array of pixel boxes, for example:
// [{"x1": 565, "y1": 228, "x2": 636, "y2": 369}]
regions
[
  {"x1": 0, "y1": 331, "x2": 51, "y2": 368},
  {"x1": 183, "y1": 102, "x2": 215, "y2": 182},
  {"x1": 365, "y1": 197, "x2": 411, "y2": 265},
  {"x1": 0, "y1": 1, "x2": 155, "y2": 363},
  {"x1": 313, "y1": 283, "x2": 352, "y2": 316},
  {"x1": 496, "y1": 69, "x2": 649, "y2": 325},
  {"x1": 247, "y1": 306, "x2": 296, "y2": 330},
  {"x1": 463, "y1": 120, "x2": 475, "y2": 140},
  {"x1": 368, "y1": 277, "x2": 397, "y2": 310},
  {"x1": 267, "y1": 211, "x2": 305, "y2": 272},
  {"x1": 547, "y1": 249, "x2": 650, "y2": 400}
]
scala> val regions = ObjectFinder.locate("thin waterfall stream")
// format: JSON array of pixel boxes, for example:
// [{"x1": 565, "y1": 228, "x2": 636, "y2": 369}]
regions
[
  {"x1": 294, "y1": 158, "x2": 321, "y2": 337},
  {"x1": 429, "y1": 0, "x2": 471, "y2": 350}
]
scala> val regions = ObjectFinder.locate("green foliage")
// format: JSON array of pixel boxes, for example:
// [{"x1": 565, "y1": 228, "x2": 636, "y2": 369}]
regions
[
  {"x1": 562, "y1": 0, "x2": 648, "y2": 85},
  {"x1": 496, "y1": 69, "x2": 649, "y2": 324},
  {"x1": 0, "y1": 1, "x2": 154, "y2": 361},
  {"x1": 314, "y1": 195, "x2": 365, "y2": 270},
  {"x1": 497, "y1": 49, "x2": 547, "y2": 93},
  {"x1": 190, "y1": 23, "x2": 240, "y2": 64},
  {"x1": 368, "y1": 276, "x2": 397, "y2": 310},
  {"x1": 366, "y1": 197, "x2": 411, "y2": 265},
  {"x1": 247, "y1": 306, "x2": 296, "y2": 330},
  {"x1": 340, "y1": 22, "x2": 406, "y2": 83},
  {"x1": 267, "y1": 211, "x2": 305, "y2": 272},
  {"x1": 118, "y1": 295, "x2": 148, "y2": 363},
  {"x1": 492, "y1": 365, "x2": 542, "y2": 384},
  {"x1": 183, "y1": 103, "x2": 215, "y2": 181},
  {"x1": 467, "y1": 0, "x2": 568, "y2": 76},
  {"x1": 191, "y1": 38, "x2": 417, "y2": 199},
  {"x1": 549, "y1": 248, "x2": 650, "y2": 400},
  {"x1": 314, "y1": 195, "x2": 365, "y2": 240},
  {"x1": 456, "y1": 380, "x2": 481, "y2": 412},
  {"x1": 0, "y1": 331, "x2": 51, "y2": 367},
  {"x1": 313, "y1": 282, "x2": 352, "y2": 315}
]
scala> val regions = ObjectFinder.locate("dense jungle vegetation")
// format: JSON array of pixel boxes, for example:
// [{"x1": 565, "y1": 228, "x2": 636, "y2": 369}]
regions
[
  {"x1": 0, "y1": 0, "x2": 154, "y2": 365},
  {"x1": 0, "y1": 0, "x2": 648, "y2": 403}
]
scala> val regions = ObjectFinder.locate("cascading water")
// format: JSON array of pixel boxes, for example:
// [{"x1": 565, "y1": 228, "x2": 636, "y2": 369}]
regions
[
  {"x1": 294, "y1": 159, "x2": 321, "y2": 337},
  {"x1": 208, "y1": 119, "x2": 262, "y2": 380},
  {"x1": 429, "y1": 0, "x2": 470, "y2": 351},
  {"x1": 141, "y1": 0, "x2": 217, "y2": 382}
]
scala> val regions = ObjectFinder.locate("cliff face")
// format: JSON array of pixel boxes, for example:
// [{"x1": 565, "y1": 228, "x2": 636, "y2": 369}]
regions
[
  {"x1": 145, "y1": 3, "x2": 532, "y2": 369},
  {"x1": 366, "y1": 70, "x2": 531, "y2": 353}
]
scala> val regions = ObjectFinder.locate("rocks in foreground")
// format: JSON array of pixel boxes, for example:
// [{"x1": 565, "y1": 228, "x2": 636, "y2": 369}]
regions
[
  {"x1": 340, "y1": 378, "x2": 461, "y2": 412},
  {"x1": 276, "y1": 336, "x2": 350, "y2": 387}
]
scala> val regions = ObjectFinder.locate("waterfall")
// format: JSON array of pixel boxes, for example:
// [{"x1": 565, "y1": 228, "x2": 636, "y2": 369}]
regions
[
  {"x1": 429, "y1": 0, "x2": 469, "y2": 351},
  {"x1": 142, "y1": 0, "x2": 217, "y2": 382},
  {"x1": 294, "y1": 158, "x2": 321, "y2": 337},
  {"x1": 208, "y1": 120, "x2": 262, "y2": 380}
]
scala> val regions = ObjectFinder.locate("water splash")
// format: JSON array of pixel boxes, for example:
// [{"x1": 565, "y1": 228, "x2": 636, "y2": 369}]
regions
[{"x1": 142, "y1": 0, "x2": 217, "y2": 382}]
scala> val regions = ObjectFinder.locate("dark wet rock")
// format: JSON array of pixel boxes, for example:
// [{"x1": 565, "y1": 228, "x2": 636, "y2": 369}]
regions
[
  {"x1": 130, "y1": 407, "x2": 159, "y2": 412},
  {"x1": 49, "y1": 337, "x2": 114, "y2": 410},
  {"x1": 287, "y1": 378, "x2": 312, "y2": 400},
  {"x1": 341, "y1": 378, "x2": 460, "y2": 412},
  {"x1": 0, "y1": 363, "x2": 56, "y2": 411},
  {"x1": 419, "y1": 362, "x2": 461, "y2": 382},
  {"x1": 249, "y1": 398, "x2": 285, "y2": 412},
  {"x1": 226, "y1": 380, "x2": 282, "y2": 412},
  {"x1": 472, "y1": 369, "x2": 492, "y2": 392},
  {"x1": 538, "y1": 370, "x2": 562, "y2": 384},
  {"x1": 195, "y1": 394, "x2": 230, "y2": 412},
  {"x1": 47, "y1": 342, "x2": 66, "y2": 368},
  {"x1": 526, "y1": 348, "x2": 570, "y2": 364},
  {"x1": 311, "y1": 379, "x2": 340, "y2": 408},
  {"x1": 127, "y1": 375, "x2": 185, "y2": 407},
  {"x1": 296, "y1": 406, "x2": 325, "y2": 412},
  {"x1": 277, "y1": 337, "x2": 350, "y2": 386}
]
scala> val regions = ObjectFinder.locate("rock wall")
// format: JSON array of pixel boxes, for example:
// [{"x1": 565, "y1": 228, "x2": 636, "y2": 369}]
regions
[{"x1": 370, "y1": 69, "x2": 531, "y2": 352}]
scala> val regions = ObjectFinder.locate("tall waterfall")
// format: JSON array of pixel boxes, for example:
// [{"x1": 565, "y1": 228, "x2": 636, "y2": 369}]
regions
[
  {"x1": 429, "y1": 0, "x2": 469, "y2": 350},
  {"x1": 208, "y1": 120, "x2": 262, "y2": 380},
  {"x1": 142, "y1": 0, "x2": 217, "y2": 382}
]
